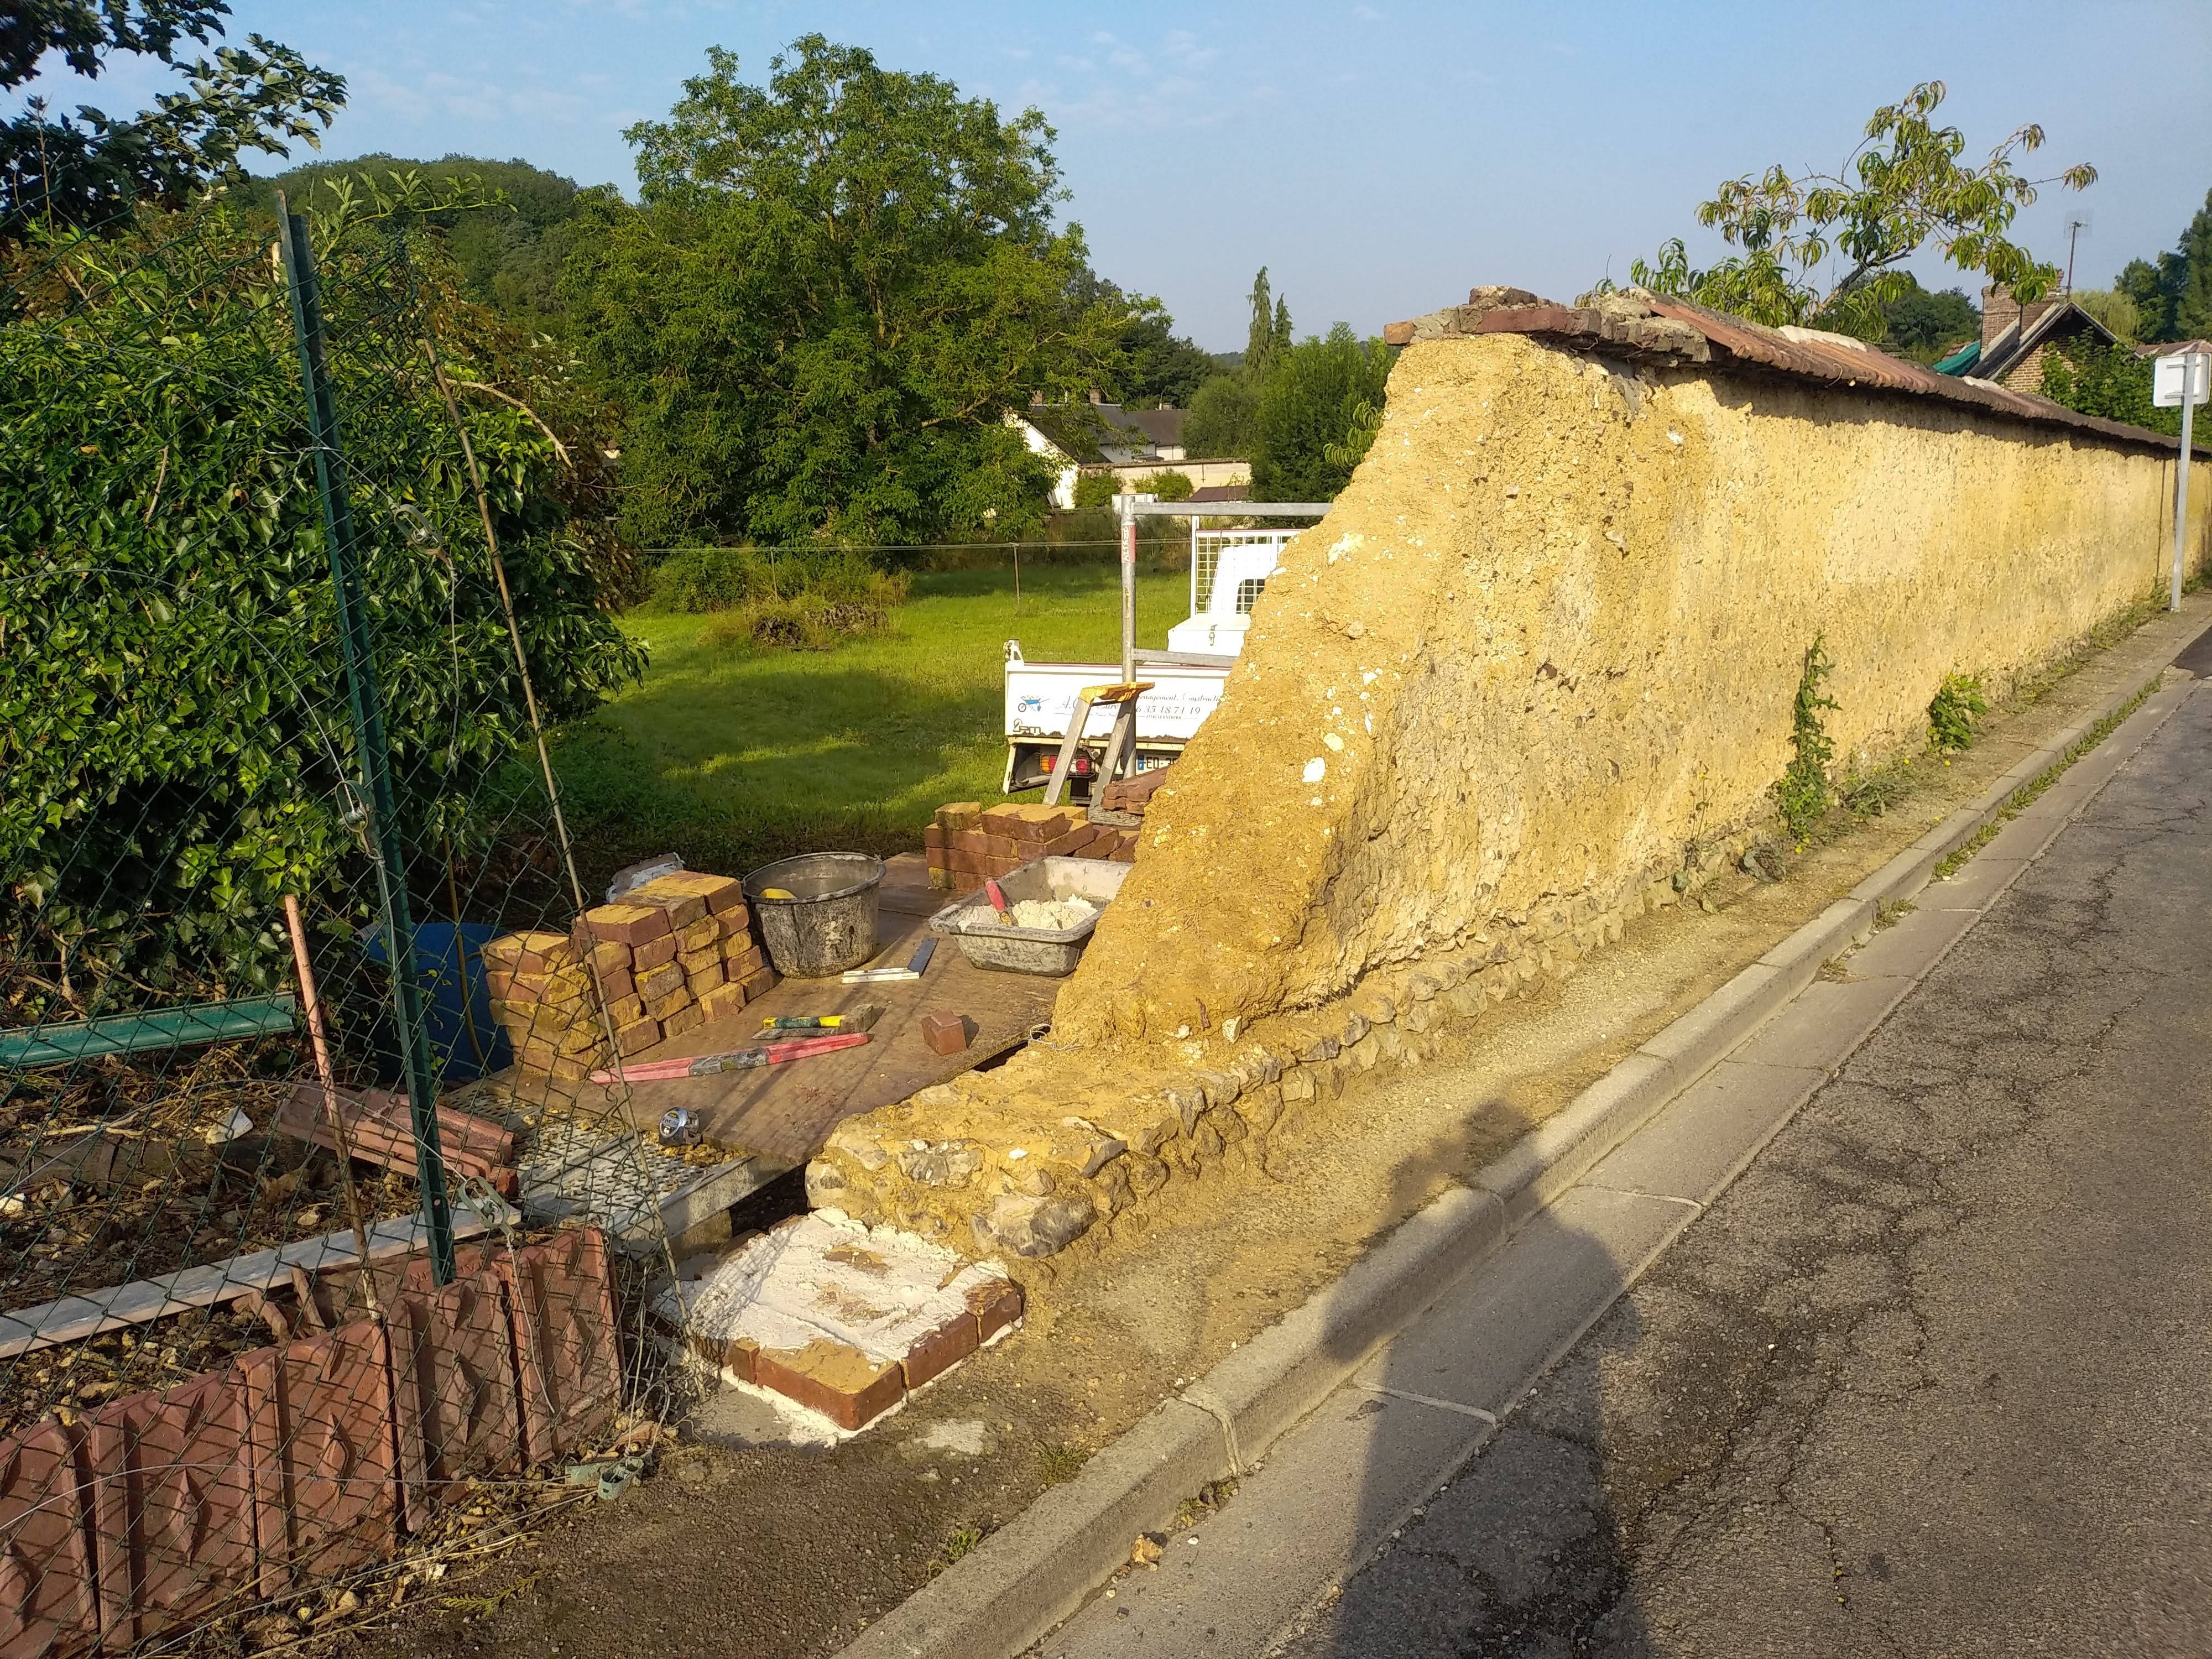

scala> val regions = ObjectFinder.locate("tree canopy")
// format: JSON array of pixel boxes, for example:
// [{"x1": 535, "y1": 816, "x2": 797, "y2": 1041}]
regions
[
  {"x1": 1, "y1": 1, "x2": 342, "y2": 235},
  {"x1": 2115, "y1": 188, "x2": 2212, "y2": 344},
  {"x1": 1249, "y1": 324, "x2": 1395, "y2": 501},
  {"x1": 1620, "y1": 82, "x2": 2093, "y2": 335},
  {"x1": 564, "y1": 37, "x2": 1128, "y2": 547}
]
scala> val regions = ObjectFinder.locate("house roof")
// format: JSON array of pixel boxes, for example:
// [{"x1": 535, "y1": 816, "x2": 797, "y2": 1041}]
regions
[
  {"x1": 1384, "y1": 287, "x2": 2199, "y2": 457},
  {"x1": 1018, "y1": 401, "x2": 1185, "y2": 464},
  {"x1": 1976, "y1": 300, "x2": 2117, "y2": 383}
]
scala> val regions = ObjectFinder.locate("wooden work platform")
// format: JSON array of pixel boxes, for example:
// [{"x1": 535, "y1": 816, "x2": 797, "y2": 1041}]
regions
[{"x1": 614, "y1": 855, "x2": 1062, "y2": 1167}]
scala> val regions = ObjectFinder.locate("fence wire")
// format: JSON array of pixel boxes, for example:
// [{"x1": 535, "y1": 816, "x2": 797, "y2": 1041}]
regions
[{"x1": 1, "y1": 182, "x2": 702, "y2": 1653}]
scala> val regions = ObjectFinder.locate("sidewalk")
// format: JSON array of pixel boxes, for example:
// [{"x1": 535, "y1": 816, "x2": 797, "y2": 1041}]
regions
[{"x1": 1039, "y1": 659, "x2": 2212, "y2": 1657}]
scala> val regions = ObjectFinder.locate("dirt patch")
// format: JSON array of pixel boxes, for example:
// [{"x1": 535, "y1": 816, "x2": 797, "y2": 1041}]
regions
[{"x1": 335, "y1": 603, "x2": 2194, "y2": 1659}]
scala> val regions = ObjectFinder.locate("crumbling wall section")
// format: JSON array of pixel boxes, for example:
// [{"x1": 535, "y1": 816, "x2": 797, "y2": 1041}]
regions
[{"x1": 807, "y1": 325, "x2": 2211, "y2": 1272}]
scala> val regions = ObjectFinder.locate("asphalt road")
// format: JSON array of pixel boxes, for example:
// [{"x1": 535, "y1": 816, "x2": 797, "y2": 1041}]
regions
[{"x1": 1274, "y1": 680, "x2": 2212, "y2": 1656}]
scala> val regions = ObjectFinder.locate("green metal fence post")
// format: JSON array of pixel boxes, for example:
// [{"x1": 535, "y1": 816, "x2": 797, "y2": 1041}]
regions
[{"x1": 276, "y1": 196, "x2": 457, "y2": 1286}]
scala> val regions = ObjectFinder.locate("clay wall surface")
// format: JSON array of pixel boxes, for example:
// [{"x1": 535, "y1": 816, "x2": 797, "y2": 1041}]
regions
[
  {"x1": 806, "y1": 325, "x2": 2210, "y2": 1270},
  {"x1": 1055, "y1": 330, "x2": 2211, "y2": 1043}
]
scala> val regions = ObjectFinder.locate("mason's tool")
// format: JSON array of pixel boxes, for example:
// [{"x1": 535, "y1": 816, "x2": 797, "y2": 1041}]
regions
[
  {"x1": 759, "y1": 1004, "x2": 884, "y2": 1034},
  {"x1": 984, "y1": 878, "x2": 1015, "y2": 927},
  {"x1": 657, "y1": 1107, "x2": 703, "y2": 1148},
  {"x1": 758, "y1": 887, "x2": 797, "y2": 900},
  {"x1": 842, "y1": 937, "x2": 936, "y2": 984},
  {"x1": 589, "y1": 1031, "x2": 870, "y2": 1086}
]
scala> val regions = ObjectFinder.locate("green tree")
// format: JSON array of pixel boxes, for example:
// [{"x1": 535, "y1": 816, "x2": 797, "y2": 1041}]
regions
[
  {"x1": 1249, "y1": 324, "x2": 1396, "y2": 500},
  {"x1": 1183, "y1": 372, "x2": 1258, "y2": 458},
  {"x1": 247, "y1": 154, "x2": 597, "y2": 335},
  {"x1": 564, "y1": 39, "x2": 1126, "y2": 548},
  {"x1": 1063, "y1": 269, "x2": 1213, "y2": 407},
  {"x1": 2104, "y1": 190, "x2": 2212, "y2": 344},
  {"x1": 2069, "y1": 288, "x2": 2141, "y2": 343},
  {"x1": 1623, "y1": 82, "x2": 2094, "y2": 335},
  {"x1": 1243, "y1": 265, "x2": 1293, "y2": 382},
  {"x1": 1, "y1": 190, "x2": 642, "y2": 1014},
  {"x1": 2, "y1": 2, "x2": 342, "y2": 235},
  {"x1": 2039, "y1": 336, "x2": 2180, "y2": 437}
]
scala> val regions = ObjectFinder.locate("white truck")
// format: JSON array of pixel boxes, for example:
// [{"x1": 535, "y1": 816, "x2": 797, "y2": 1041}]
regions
[{"x1": 1000, "y1": 528, "x2": 1297, "y2": 795}]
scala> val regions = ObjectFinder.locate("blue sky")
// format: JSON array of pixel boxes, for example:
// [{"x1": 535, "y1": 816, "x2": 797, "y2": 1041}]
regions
[{"x1": 14, "y1": 1, "x2": 2211, "y2": 348}]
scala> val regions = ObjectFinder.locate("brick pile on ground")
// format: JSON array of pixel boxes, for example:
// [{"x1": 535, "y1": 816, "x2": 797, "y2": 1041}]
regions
[
  {"x1": 924, "y1": 802, "x2": 1139, "y2": 894},
  {"x1": 660, "y1": 1212, "x2": 1022, "y2": 1430},
  {"x1": 484, "y1": 871, "x2": 774, "y2": 1078}
]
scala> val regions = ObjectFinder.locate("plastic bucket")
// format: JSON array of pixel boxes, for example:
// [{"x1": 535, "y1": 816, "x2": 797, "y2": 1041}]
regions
[{"x1": 743, "y1": 853, "x2": 885, "y2": 977}]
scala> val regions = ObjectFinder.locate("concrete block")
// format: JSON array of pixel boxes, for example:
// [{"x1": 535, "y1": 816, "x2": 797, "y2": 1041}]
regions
[
  {"x1": 1843, "y1": 901, "x2": 1982, "y2": 981},
  {"x1": 1916, "y1": 855, "x2": 2028, "y2": 913},
  {"x1": 1636, "y1": 961, "x2": 1783, "y2": 1078},
  {"x1": 1728, "y1": 974, "x2": 1914, "y2": 1076}
]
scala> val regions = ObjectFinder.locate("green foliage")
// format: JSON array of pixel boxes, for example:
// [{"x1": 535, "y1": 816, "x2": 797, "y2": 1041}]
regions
[
  {"x1": 0, "y1": 199, "x2": 643, "y2": 1018},
  {"x1": 1240, "y1": 267, "x2": 1296, "y2": 386},
  {"x1": 2, "y1": 6, "x2": 343, "y2": 236},
  {"x1": 1773, "y1": 634, "x2": 1840, "y2": 841},
  {"x1": 564, "y1": 38, "x2": 1126, "y2": 549},
  {"x1": 2112, "y1": 189, "x2": 2212, "y2": 344},
  {"x1": 2039, "y1": 335, "x2": 2181, "y2": 436},
  {"x1": 1129, "y1": 469, "x2": 1194, "y2": 502},
  {"x1": 1249, "y1": 325, "x2": 1396, "y2": 500},
  {"x1": 650, "y1": 545, "x2": 907, "y2": 649},
  {"x1": 1623, "y1": 82, "x2": 2095, "y2": 334},
  {"x1": 1846, "y1": 275, "x2": 1979, "y2": 362},
  {"x1": 1072, "y1": 471, "x2": 1121, "y2": 510},
  {"x1": 246, "y1": 154, "x2": 594, "y2": 336},
  {"x1": 1065, "y1": 270, "x2": 1212, "y2": 408},
  {"x1": 2070, "y1": 288, "x2": 2141, "y2": 343},
  {"x1": 1323, "y1": 397, "x2": 1384, "y2": 471},
  {"x1": 1927, "y1": 672, "x2": 1989, "y2": 752},
  {"x1": 1183, "y1": 372, "x2": 1258, "y2": 458}
]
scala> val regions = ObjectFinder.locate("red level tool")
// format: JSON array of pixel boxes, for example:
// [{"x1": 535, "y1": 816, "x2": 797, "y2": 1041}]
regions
[{"x1": 589, "y1": 1030, "x2": 870, "y2": 1086}]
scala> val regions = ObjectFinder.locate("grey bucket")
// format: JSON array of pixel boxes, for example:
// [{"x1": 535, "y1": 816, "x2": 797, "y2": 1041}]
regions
[{"x1": 742, "y1": 853, "x2": 885, "y2": 977}]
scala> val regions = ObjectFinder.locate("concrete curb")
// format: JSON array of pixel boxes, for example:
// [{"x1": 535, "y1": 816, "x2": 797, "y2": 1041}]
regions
[{"x1": 836, "y1": 612, "x2": 2209, "y2": 1659}]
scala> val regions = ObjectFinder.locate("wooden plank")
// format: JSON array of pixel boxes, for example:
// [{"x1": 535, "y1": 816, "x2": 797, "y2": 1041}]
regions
[
  {"x1": 0, "y1": 1212, "x2": 489, "y2": 1360},
  {"x1": 0, "y1": 995, "x2": 298, "y2": 1070},
  {"x1": 607, "y1": 907, "x2": 1059, "y2": 1165}
]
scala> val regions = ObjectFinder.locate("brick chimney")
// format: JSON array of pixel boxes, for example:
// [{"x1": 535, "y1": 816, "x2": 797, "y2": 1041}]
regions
[{"x1": 1981, "y1": 283, "x2": 2021, "y2": 352}]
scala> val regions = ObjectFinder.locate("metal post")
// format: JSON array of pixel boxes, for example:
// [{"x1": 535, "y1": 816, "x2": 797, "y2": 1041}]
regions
[
  {"x1": 2176, "y1": 364, "x2": 2200, "y2": 613},
  {"x1": 1119, "y1": 501, "x2": 1137, "y2": 687},
  {"x1": 276, "y1": 197, "x2": 457, "y2": 1286}
]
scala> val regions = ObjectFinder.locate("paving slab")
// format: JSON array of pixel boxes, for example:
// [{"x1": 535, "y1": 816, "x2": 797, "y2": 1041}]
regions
[
  {"x1": 1351, "y1": 1186, "x2": 1690, "y2": 1417},
  {"x1": 1914, "y1": 857, "x2": 2029, "y2": 912},
  {"x1": 1582, "y1": 1058, "x2": 1824, "y2": 1204},
  {"x1": 1727, "y1": 974, "x2": 1914, "y2": 1076},
  {"x1": 1836, "y1": 900, "x2": 1981, "y2": 981},
  {"x1": 1041, "y1": 1387, "x2": 1489, "y2": 1659}
]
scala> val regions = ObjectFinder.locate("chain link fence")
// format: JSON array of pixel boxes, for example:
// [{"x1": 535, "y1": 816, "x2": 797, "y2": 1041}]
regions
[{"x1": 1, "y1": 182, "x2": 703, "y2": 1652}]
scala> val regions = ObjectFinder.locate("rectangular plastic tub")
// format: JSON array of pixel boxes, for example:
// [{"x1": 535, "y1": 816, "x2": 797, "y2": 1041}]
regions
[{"x1": 926, "y1": 857, "x2": 1133, "y2": 975}]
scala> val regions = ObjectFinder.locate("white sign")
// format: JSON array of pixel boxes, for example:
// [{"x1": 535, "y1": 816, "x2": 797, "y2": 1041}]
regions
[{"x1": 2153, "y1": 349, "x2": 2209, "y2": 409}]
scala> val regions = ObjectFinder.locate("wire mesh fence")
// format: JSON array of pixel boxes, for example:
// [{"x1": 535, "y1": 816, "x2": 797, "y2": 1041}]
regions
[{"x1": 1, "y1": 182, "x2": 708, "y2": 1652}]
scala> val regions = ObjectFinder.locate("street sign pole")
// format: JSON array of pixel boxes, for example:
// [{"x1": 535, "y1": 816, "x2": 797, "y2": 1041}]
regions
[{"x1": 2155, "y1": 349, "x2": 2209, "y2": 612}]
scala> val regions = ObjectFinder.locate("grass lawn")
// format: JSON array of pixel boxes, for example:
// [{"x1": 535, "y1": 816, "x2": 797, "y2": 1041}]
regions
[{"x1": 553, "y1": 562, "x2": 1190, "y2": 885}]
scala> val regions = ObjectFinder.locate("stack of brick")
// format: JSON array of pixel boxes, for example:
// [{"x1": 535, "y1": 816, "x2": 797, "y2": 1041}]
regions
[
  {"x1": 922, "y1": 802, "x2": 1139, "y2": 894},
  {"x1": 482, "y1": 930, "x2": 602, "y2": 1082},
  {"x1": 482, "y1": 870, "x2": 776, "y2": 1078},
  {"x1": 573, "y1": 871, "x2": 774, "y2": 1062}
]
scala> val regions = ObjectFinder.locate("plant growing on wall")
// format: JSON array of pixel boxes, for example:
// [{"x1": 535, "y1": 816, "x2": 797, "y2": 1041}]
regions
[
  {"x1": 1774, "y1": 634, "x2": 1840, "y2": 842},
  {"x1": 1928, "y1": 672, "x2": 1990, "y2": 752},
  {"x1": 1616, "y1": 82, "x2": 2096, "y2": 337}
]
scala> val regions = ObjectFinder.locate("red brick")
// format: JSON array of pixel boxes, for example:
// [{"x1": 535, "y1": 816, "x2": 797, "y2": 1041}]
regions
[
  {"x1": 90, "y1": 1366, "x2": 257, "y2": 1643},
  {"x1": 967, "y1": 1277, "x2": 1025, "y2": 1344},
  {"x1": 901, "y1": 1313, "x2": 980, "y2": 1389},
  {"x1": 684, "y1": 963, "x2": 725, "y2": 998},
  {"x1": 921, "y1": 1011, "x2": 972, "y2": 1056},
  {"x1": 482, "y1": 929, "x2": 573, "y2": 974},
  {"x1": 504, "y1": 1229, "x2": 623, "y2": 1463},
  {"x1": 946, "y1": 847, "x2": 1022, "y2": 877},
  {"x1": 1109, "y1": 834, "x2": 1138, "y2": 864},
  {"x1": 637, "y1": 962, "x2": 685, "y2": 1003},
  {"x1": 754, "y1": 1339, "x2": 905, "y2": 1430},
  {"x1": 662, "y1": 1002, "x2": 705, "y2": 1038},
  {"x1": 579, "y1": 903, "x2": 670, "y2": 948},
  {"x1": 243, "y1": 1318, "x2": 401, "y2": 1590},
  {"x1": 1100, "y1": 765, "x2": 1172, "y2": 813},
  {"x1": 979, "y1": 804, "x2": 1026, "y2": 838},
  {"x1": 679, "y1": 943, "x2": 722, "y2": 977},
  {"x1": 629, "y1": 877, "x2": 708, "y2": 930},
  {"x1": 722, "y1": 942, "x2": 767, "y2": 977},
  {"x1": 677, "y1": 916, "x2": 721, "y2": 953},
  {"x1": 1042, "y1": 824, "x2": 1107, "y2": 858},
  {"x1": 949, "y1": 828, "x2": 1020, "y2": 859},
  {"x1": 922, "y1": 823, "x2": 946, "y2": 851},
  {"x1": 632, "y1": 931, "x2": 681, "y2": 972},
  {"x1": 716, "y1": 904, "x2": 754, "y2": 940},
  {"x1": 390, "y1": 1256, "x2": 524, "y2": 1528},
  {"x1": 614, "y1": 1015, "x2": 661, "y2": 1055},
  {"x1": 697, "y1": 982, "x2": 748, "y2": 1022},
  {"x1": 934, "y1": 801, "x2": 983, "y2": 832},
  {"x1": 738, "y1": 966, "x2": 778, "y2": 1001},
  {"x1": 687, "y1": 1328, "x2": 758, "y2": 1383},
  {"x1": 0, "y1": 1418, "x2": 97, "y2": 1656}
]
